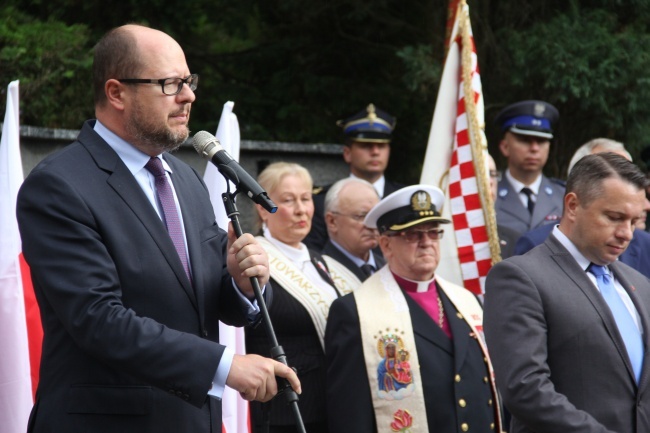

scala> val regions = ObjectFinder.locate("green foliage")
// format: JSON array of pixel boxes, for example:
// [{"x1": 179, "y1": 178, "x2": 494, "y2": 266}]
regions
[
  {"x1": 0, "y1": 6, "x2": 93, "y2": 128},
  {"x1": 4, "y1": 0, "x2": 650, "y2": 179},
  {"x1": 483, "y1": 0, "x2": 650, "y2": 174}
]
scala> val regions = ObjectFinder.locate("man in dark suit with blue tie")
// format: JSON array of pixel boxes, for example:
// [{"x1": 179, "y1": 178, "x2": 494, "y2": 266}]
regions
[
  {"x1": 16, "y1": 24, "x2": 299, "y2": 433},
  {"x1": 514, "y1": 138, "x2": 650, "y2": 278},
  {"x1": 515, "y1": 223, "x2": 650, "y2": 279},
  {"x1": 485, "y1": 153, "x2": 650, "y2": 432}
]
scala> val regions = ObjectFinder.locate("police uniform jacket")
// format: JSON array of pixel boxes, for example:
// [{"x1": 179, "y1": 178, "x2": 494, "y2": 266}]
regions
[{"x1": 495, "y1": 175, "x2": 564, "y2": 237}]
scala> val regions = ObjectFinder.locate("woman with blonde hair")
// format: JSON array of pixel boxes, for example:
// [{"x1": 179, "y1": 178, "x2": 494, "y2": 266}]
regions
[{"x1": 246, "y1": 162, "x2": 341, "y2": 433}]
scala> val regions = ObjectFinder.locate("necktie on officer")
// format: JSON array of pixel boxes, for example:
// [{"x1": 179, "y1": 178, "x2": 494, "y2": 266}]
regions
[
  {"x1": 521, "y1": 187, "x2": 535, "y2": 214},
  {"x1": 588, "y1": 263, "x2": 643, "y2": 382},
  {"x1": 145, "y1": 157, "x2": 192, "y2": 282}
]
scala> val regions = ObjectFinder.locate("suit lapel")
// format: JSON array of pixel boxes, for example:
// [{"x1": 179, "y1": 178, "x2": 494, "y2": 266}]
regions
[
  {"x1": 383, "y1": 180, "x2": 403, "y2": 197},
  {"x1": 403, "y1": 291, "x2": 453, "y2": 355},
  {"x1": 546, "y1": 236, "x2": 637, "y2": 384},
  {"x1": 322, "y1": 242, "x2": 367, "y2": 282},
  {"x1": 496, "y1": 178, "x2": 530, "y2": 225},
  {"x1": 439, "y1": 288, "x2": 471, "y2": 370},
  {"x1": 82, "y1": 130, "x2": 199, "y2": 312}
]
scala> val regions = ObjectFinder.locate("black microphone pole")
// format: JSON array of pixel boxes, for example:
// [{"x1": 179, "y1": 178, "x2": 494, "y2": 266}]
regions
[{"x1": 220, "y1": 183, "x2": 306, "y2": 433}]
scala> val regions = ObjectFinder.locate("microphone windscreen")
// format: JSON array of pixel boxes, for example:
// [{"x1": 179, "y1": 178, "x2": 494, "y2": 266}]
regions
[
  {"x1": 192, "y1": 131, "x2": 222, "y2": 159},
  {"x1": 192, "y1": 131, "x2": 217, "y2": 153}
]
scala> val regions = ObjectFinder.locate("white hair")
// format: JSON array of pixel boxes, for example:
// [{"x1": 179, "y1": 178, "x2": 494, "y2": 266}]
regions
[
  {"x1": 324, "y1": 177, "x2": 378, "y2": 216},
  {"x1": 567, "y1": 138, "x2": 631, "y2": 175}
]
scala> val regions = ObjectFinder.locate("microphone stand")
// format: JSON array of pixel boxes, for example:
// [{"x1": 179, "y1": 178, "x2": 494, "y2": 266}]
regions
[{"x1": 221, "y1": 186, "x2": 306, "y2": 433}]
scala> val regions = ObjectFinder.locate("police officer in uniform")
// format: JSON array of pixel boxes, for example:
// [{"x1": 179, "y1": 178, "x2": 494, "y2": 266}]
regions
[
  {"x1": 303, "y1": 104, "x2": 405, "y2": 251},
  {"x1": 494, "y1": 100, "x2": 564, "y2": 237}
]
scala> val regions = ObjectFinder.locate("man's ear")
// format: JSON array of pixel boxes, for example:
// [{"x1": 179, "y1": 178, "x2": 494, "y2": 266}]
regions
[
  {"x1": 563, "y1": 192, "x2": 579, "y2": 222},
  {"x1": 343, "y1": 146, "x2": 352, "y2": 164},
  {"x1": 378, "y1": 235, "x2": 391, "y2": 260},
  {"x1": 105, "y1": 79, "x2": 127, "y2": 111},
  {"x1": 325, "y1": 212, "x2": 337, "y2": 234},
  {"x1": 499, "y1": 137, "x2": 509, "y2": 158}
]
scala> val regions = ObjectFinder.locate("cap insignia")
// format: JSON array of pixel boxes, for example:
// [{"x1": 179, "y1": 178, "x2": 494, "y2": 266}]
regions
[
  {"x1": 534, "y1": 102, "x2": 546, "y2": 117},
  {"x1": 367, "y1": 103, "x2": 377, "y2": 124},
  {"x1": 411, "y1": 190, "x2": 432, "y2": 214}
]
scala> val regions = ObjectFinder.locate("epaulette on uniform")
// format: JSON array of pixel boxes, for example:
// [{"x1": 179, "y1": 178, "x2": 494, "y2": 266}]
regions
[{"x1": 549, "y1": 177, "x2": 566, "y2": 188}]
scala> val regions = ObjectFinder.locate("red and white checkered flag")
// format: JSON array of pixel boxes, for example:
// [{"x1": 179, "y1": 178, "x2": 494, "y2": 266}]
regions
[{"x1": 420, "y1": 0, "x2": 500, "y2": 295}]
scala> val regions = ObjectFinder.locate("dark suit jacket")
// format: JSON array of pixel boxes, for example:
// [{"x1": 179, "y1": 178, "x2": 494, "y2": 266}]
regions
[
  {"x1": 326, "y1": 283, "x2": 497, "y2": 433},
  {"x1": 495, "y1": 175, "x2": 564, "y2": 237},
  {"x1": 484, "y1": 234, "x2": 650, "y2": 433},
  {"x1": 246, "y1": 250, "x2": 340, "y2": 431},
  {"x1": 514, "y1": 225, "x2": 650, "y2": 279},
  {"x1": 17, "y1": 121, "x2": 256, "y2": 433},
  {"x1": 321, "y1": 241, "x2": 386, "y2": 281},
  {"x1": 303, "y1": 179, "x2": 404, "y2": 251},
  {"x1": 246, "y1": 280, "x2": 328, "y2": 430}
]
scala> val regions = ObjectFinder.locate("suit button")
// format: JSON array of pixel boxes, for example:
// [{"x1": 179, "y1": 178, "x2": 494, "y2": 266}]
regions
[
  {"x1": 490, "y1": 423, "x2": 495, "y2": 430},
  {"x1": 461, "y1": 423, "x2": 469, "y2": 431},
  {"x1": 456, "y1": 312, "x2": 464, "y2": 319},
  {"x1": 455, "y1": 374, "x2": 461, "y2": 383},
  {"x1": 458, "y1": 399, "x2": 466, "y2": 408},
  {"x1": 202, "y1": 330, "x2": 208, "y2": 337},
  {"x1": 488, "y1": 399, "x2": 493, "y2": 406},
  {"x1": 483, "y1": 376, "x2": 489, "y2": 383}
]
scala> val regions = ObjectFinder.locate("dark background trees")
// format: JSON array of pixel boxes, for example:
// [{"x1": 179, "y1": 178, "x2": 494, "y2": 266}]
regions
[{"x1": 3, "y1": 0, "x2": 650, "y2": 183}]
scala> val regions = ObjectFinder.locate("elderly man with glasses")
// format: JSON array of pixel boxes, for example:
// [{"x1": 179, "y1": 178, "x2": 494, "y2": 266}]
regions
[
  {"x1": 325, "y1": 185, "x2": 503, "y2": 433},
  {"x1": 321, "y1": 177, "x2": 384, "y2": 287}
]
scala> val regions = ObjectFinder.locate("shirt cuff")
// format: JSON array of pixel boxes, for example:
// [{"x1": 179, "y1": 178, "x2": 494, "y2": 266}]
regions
[
  {"x1": 207, "y1": 346, "x2": 234, "y2": 399},
  {"x1": 232, "y1": 277, "x2": 264, "y2": 319}
]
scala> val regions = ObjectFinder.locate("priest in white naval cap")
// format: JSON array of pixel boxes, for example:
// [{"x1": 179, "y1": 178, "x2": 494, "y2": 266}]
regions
[{"x1": 325, "y1": 184, "x2": 503, "y2": 433}]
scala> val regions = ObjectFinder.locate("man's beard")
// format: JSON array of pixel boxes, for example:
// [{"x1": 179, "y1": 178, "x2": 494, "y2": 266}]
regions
[{"x1": 126, "y1": 104, "x2": 190, "y2": 153}]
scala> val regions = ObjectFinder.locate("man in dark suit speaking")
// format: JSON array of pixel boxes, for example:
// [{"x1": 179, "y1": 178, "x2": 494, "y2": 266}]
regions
[
  {"x1": 17, "y1": 24, "x2": 299, "y2": 433},
  {"x1": 484, "y1": 152, "x2": 650, "y2": 432}
]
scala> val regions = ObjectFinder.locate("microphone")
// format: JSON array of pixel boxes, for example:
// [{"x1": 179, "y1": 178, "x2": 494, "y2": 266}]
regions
[{"x1": 193, "y1": 131, "x2": 277, "y2": 213}]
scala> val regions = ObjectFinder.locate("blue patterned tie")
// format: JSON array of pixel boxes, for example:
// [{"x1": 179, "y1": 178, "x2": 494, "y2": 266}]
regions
[
  {"x1": 145, "y1": 157, "x2": 191, "y2": 282},
  {"x1": 589, "y1": 264, "x2": 643, "y2": 382}
]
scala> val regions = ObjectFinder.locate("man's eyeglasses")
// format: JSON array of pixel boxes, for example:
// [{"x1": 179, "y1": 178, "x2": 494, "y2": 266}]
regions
[
  {"x1": 118, "y1": 74, "x2": 199, "y2": 96},
  {"x1": 387, "y1": 228, "x2": 444, "y2": 243},
  {"x1": 331, "y1": 211, "x2": 368, "y2": 223}
]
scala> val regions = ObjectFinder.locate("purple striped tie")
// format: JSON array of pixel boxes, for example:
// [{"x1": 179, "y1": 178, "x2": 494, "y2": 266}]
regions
[{"x1": 145, "y1": 157, "x2": 191, "y2": 281}]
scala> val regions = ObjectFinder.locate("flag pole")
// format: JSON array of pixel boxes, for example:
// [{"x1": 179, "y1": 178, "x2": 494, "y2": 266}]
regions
[{"x1": 457, "y1": 2, "x2": 502, "y2": 264}]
